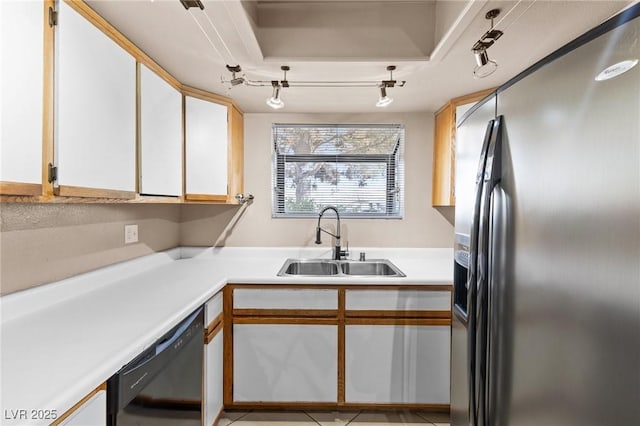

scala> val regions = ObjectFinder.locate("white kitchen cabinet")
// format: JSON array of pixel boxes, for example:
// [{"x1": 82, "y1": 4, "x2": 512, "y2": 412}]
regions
[
  {"x1": 204, "y1": 331, "x2": 223, "y2": 426},
  {"x1": 204, "y1": 291, "x2": 224, "y2": 426},
  {"x1": 139, "y1": 64, "x2": 182, "y2": 196},
  {"x1": 55, "y1": 0, "x2": 136, "y2": 197},
  {"x1": 57, "y1": 389, "x2": 105, "y2": 426},
  {"x1": 233, "y1": 324, "x2": 338, "y2": 402},
  {"x1": 345, "y1": 325, "x2": 450, "y2": 404},
  {"x1": 185, "y1": 96, "x2": 228, "y2": 200},
  {"x1": 0, "y1": 0, "x2": 43, "y2": 195}
]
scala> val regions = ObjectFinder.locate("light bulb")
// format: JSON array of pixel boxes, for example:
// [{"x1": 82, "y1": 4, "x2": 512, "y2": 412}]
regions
[
  {"x1": 376, "y1": 86, "x2": 393, "y2": 108},
  {"x1": 266, "y1": 86, "x2": 284, "y2": 109}
]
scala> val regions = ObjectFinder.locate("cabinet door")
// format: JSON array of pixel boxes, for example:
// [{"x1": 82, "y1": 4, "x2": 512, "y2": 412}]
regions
[
  {"x1": 56, "y1": 0, "x2": 136, "y2": 197},
  {"x1": 345, "y1": 325, "x2": 450, "y2": 404},
  {"x1": 185, "y1": 96, "x2": 228, "y2": 201},
  {"x1": 58, "y1": 390, "x2": 105, "y2": 426},
  {"x1": 233, "y1": 324, "x2": 337, "y2": 402},
  {"x1": 204, "y1": 331, "x2": 223, "y2": 426},
  {"x1": 0, "y1": 0, "x2": 43, "y2": 195},
  {"x1": 139, "y1": 64, "x2": 182, "y2": 196}
]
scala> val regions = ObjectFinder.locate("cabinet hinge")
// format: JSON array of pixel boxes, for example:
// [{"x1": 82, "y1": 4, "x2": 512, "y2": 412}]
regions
[
  {"x1": 48, "y1": 163, "x2": 58, "y2": 183},
  {"x1": 48, "y1": 7, "x2": 57, "y2": 27}
]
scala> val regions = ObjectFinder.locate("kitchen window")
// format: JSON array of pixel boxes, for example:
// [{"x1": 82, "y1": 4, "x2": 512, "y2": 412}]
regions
[{"x1": 272, "y1": 124, "x2": 404, "y2": 218}]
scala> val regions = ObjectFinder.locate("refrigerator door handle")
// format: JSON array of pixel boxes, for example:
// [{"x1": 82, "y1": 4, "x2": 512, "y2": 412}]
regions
[
  {"x1": 475, "y1": 116, "x2": 504, "y2": 426},
  {"x1": 467, "y1": 119, "x2": 495, "y2": 426}
]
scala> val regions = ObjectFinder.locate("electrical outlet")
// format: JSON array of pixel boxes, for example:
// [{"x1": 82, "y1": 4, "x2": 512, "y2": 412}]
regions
[{"x1": 124, "y1": 224, "x2": 138, "y2": 244}]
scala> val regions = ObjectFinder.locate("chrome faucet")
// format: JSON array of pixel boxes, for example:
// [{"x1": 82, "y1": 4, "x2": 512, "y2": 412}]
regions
[{"x1": 315, "y1": 206, "x2": 348, "y2": 260}]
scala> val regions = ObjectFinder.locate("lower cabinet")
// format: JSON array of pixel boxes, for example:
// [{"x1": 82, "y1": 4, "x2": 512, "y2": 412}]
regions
[
  {"x1": 345, "y1": 324, "x2": 450, "y2": 404},
  {"x1": 204, "y1": 330, "x2": 223, "y2": 426},
  {"x1": 54, "y1": 385, "x2": 106, "y2": 426},
  {"x1": 203, "y1": 291, "x2": 224, "y2": 426},
  {"x1": 233, "y1": 324, "x2": 338, "y2": 402},
  {"x1": 225, "y1": 284, "x2": 452, "y2": 410}
]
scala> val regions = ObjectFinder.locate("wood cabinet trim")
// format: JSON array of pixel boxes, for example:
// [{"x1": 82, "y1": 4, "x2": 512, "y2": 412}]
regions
[
  {"x1": 43, "y1": 0, "x2": 55, "y2": 197},
  {"x1": 205, "y1": 312, "x2": 224, "y2": 344},
  {"x1": 337, "y1": 288, "x2": 346, "y2": 405},
  {"x1": 228, "y1": 283, "x2": 451, "y2": 291},
  {"x1": 226, "y1": 401, "x2": 450, "y2": 411},
  {"x1": 50, "y1": 382, "x2": 106, "y2": 426},
  {"x1": 185, "y1": 194, "x2": 228, "y2": 202},
  {"x1": 0, "y1": 182, "x2": 43, "y2": 197},
  {"x1": 182, "y1": 85, "x2": 238, "y2": 110},
  {"x1": 222, "y1": 286, "x2": 234, "y2": 407}
]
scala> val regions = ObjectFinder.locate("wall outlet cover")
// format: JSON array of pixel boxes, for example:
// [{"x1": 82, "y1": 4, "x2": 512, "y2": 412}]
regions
[{"x1": 124, "y1": 224, "x2": 138, "y2": 244}]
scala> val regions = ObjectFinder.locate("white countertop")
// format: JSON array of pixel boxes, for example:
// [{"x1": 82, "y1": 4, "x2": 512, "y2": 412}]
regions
[{"x1": 0, "y1": 246, "x2": 452, "y2": 425}]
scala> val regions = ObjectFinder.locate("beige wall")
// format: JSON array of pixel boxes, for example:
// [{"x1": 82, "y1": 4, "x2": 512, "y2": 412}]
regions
[
  {"x1": 180, "y1": 112, "x2": 454, "y2": 248},
  {"x1": 0, "y1": 203, "x2": 181, "y2": 295}
]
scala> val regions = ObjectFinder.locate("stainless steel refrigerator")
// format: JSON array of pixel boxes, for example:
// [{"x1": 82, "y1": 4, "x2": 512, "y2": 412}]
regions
[{"x1": 451, "y1": 4, "x2": 640, "y2": 426}]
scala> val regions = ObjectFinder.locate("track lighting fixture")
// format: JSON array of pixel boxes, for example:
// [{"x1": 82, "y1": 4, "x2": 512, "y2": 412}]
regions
[
  {"x1": 376, "y1": 85, "x2": 393, "y2": 108},
  {"x1": 471, "y1": 9, "x2": 502, "y2": 78},
  {"x1": 266, "y1": 82, "x2": 284, "y2": 109},
  {"x1": 226, "y1": 65, "x2": 245, "y2": 86},
  {"x1": 222, "y1": 65, "x2": 406, "y2": 109}
]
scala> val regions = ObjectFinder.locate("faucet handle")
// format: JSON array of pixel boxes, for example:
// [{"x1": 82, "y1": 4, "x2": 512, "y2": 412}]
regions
[{"x1": 340, "y1": 241, "x2": 349, "y2": 260}]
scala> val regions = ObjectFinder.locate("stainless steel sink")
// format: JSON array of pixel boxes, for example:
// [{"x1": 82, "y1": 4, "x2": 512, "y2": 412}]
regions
[
  {"x1": 340, "y1": 260, "x2": 403, "y2": 276},
  {"x1": 282, "y1": 259, "x2": 340, "y2": 276},
  {"x1": 278, "y1": 258, "x2": 405, "y2": 277}
]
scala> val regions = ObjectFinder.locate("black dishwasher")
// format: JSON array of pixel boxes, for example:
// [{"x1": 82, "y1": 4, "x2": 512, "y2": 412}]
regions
[{"x1": 107, "y1": 307, "x2": 204, "y2": 426}]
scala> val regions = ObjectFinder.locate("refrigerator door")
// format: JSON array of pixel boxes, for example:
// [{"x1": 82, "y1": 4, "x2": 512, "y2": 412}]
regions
[
  {"x1": 495, "y1": 11, "x2": 640, "y2": 426},
  {"x1": 451, "y1": 94, "x2": 496, "y2": 426}
]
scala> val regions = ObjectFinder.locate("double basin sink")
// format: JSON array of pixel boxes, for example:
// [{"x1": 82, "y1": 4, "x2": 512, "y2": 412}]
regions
[{"x1": 277, "y1": 258, "x2": 405, "y2": 277}]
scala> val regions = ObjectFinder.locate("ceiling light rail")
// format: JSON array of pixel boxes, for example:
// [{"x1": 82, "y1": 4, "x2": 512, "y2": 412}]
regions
[{"x1": 222, "y1": 65, "x2": 406, "y2": 109}]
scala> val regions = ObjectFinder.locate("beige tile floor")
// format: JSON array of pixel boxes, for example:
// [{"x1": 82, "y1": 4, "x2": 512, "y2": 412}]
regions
[{"x1": 218, "y1": 410, "x2": 451, "y2": 426}]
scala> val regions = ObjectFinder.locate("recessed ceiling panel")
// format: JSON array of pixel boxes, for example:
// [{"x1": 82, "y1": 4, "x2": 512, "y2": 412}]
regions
[{"x1": 253, "y1": 1, "x2": 436, "y2": 60}]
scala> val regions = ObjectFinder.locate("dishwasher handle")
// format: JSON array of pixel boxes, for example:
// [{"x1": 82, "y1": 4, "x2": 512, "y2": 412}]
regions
[{"x1": 154, "y1": 308, "x2": 203, "y2": 356}]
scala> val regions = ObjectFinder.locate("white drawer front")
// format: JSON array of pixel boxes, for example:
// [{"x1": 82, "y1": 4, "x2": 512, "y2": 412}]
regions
[
  {"x1": 205, "y1": 291, "x2": 223, "y2": 325},
  {"x1": 345, "y1": 290, "x2": 450, "y2": 311},
  {"x1": 234, "y1": 288, "x2": 338, "y2": 310}
]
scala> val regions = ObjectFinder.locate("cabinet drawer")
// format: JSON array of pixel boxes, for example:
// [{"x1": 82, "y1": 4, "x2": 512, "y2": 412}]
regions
[
  {"x1": 205, "y1": 291, "x2": 223, "y2": 325},
  {"x1": 233, "y1": 288, "x2": 338, "y2": 310},
  {"x1": 345, "y1": 289, "x2": 451, "y2": 311}
]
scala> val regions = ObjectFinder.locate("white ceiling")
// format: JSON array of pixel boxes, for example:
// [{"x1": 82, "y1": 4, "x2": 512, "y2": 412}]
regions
[{"x1": 86, "y1": 0, "x2": 633, "y2": 113}]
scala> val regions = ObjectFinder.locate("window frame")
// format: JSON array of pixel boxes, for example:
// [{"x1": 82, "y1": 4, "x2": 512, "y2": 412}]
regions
[{"x1": 271, "y1": 123, "x2": 404, "y2": 219}]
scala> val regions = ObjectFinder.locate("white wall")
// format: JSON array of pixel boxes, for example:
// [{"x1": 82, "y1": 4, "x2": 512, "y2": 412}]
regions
[{"x1": 180, "y1": 112, "x2": 453, "y2": 248}]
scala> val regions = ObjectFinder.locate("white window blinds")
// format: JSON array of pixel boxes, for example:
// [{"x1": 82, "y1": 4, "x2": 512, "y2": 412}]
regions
[{"x1": 272, "y1": 124, "x2": 404, "y2": 218}]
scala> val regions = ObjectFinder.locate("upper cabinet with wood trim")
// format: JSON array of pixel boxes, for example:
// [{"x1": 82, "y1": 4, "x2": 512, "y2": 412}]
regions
[
  {"x1": 139, "y1": 64, "x2": 182, "y2": 197},
  {"x1": 432, "y1": 88, "x2": 494, "y2": 207},
  {"x1": 0, "y1": 0, "x2": 44, "y2": 196},
  {"x1": 1, "y1": 0, "x2": 244, "y2": 204},
  {"x1": 55, "y1": 0, "x2": 136, "y2": 199}
]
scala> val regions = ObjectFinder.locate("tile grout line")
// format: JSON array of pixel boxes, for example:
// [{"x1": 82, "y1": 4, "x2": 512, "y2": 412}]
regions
[
  {"x1": 226, "y1": 409, "x2": 252, "y2": 425},
  {"x1": 413, "y1": 411, "x2": 437, "y2": 425},
  {"x1": 303, "y1": 411, "x2": 322, "y2": 426},
  {"x1": 344, "y1": 409, "x2": 362, "y2": 425}
]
